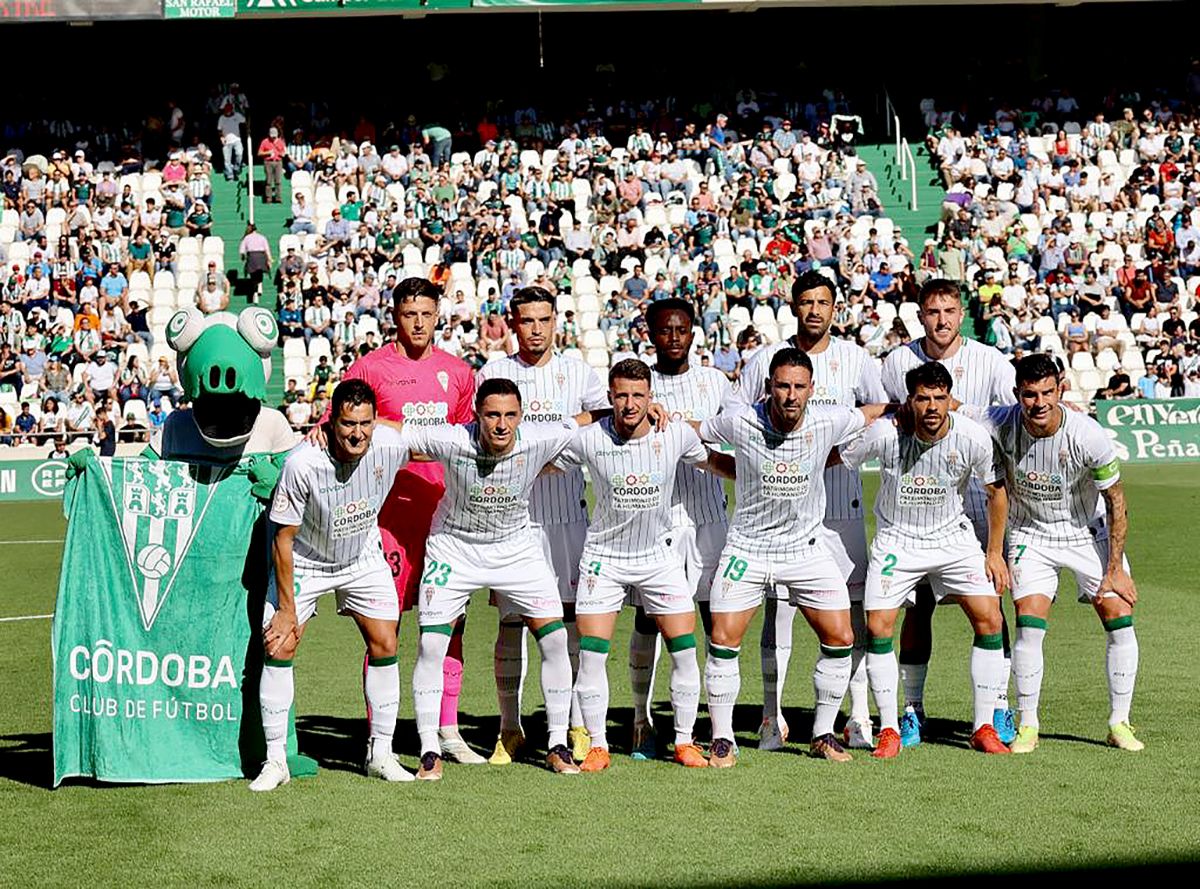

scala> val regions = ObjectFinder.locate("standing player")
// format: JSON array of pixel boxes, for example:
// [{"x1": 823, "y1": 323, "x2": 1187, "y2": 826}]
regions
[
  {"x1": 252, "y1": 380, "x2": 414, "y2": 791},
  {"x1": 630, "y1": 298, "x2": 732, "y2": 760},
  {"x1": 476, "y1": 286, "x2": 609, "y2": 765},
  {"x1": 958, "y1": 354, "x2": 1142, "y2": 753},
  {"x1": 731, "y1": 270, "x2": 887, "y2": 751},
  {"x1": 406, "y1": 379, "x2": 604, "y2": 779},
  {"x1": 839, "y1": 363, "x2": 1012, "y2": 758},
  {"x1": 880, "y1": 278, "x2": 1017, "y2": 746},
  {"x1": 314, "y1": 277, "x2": 482, "y2": 763},
  {"x1": 558, "y1": 359, "x2": 733, "y2": 772},
  {"x1": 697, "y1": 348, "x2": 888, "y2": 767}
]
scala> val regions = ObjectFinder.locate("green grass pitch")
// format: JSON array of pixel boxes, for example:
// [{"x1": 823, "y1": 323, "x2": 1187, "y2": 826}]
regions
[{"x1": 1, "y1": 465, "x2": 1198, "y2": 886}]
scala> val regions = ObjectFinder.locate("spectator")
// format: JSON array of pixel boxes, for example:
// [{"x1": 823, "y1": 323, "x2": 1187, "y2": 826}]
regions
[
  {"x1": 217, "y1": 102, "x2": 246, "y2": 179},
  {"x1": 95, "y1": 405, "x2": 117, "y2": 456},
  {"x1": 257, "y1": 127, "x2": 286, "y2": 204},
  {"x1": 238, "y1": 223, "x2": 272, "y2": 303},
  {"x1": 147, "y1": 355, "x2": 183, "y2": 408}
]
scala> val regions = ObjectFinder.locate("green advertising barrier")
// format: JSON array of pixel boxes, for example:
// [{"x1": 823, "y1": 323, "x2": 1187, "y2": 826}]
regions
[
  {"x1": 1096, "y1": 398, "x2": 1200, "y2": 463},
  {"x1": 236, "y1": 0, "x2": 468, "y2": 14},
  {"x1": 166, "y1": 0, "x2": 235, "y2": 17},
  {"x1": 0, "y1": 459, "x2": 69, "y2": 501}
]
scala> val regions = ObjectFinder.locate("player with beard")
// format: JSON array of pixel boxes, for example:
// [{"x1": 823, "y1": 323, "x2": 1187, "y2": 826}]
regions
[{"x1": 732, "y1": 271, "x2": 886, "y2": 752}]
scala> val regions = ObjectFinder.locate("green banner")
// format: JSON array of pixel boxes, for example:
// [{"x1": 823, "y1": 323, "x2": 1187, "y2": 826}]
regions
[
  {"x1": 0, "y1": 459, "x2": 69, "y2": 501},
  {"x1": 165, "y1": 0, "x2": 235, "y2": 16},
  {"x1": 52, "y1": 456, "x2": 295, "y2": 785},
  {"x1": 1096, "y1": 398, "x2": 1200, "y2": 463},
  {"x1": 236, "y1": 0, "x2": 468, "y2": 14}
]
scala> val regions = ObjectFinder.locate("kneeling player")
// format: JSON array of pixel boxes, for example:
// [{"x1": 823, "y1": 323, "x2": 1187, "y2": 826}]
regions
[
  {"x1": 696, "y1": 348, "x2": 888, "y2": 766},
  {"x1": 557, "y1": 359, "x2": 733, "y2": 772},
  {"x1": 960, "y1": 354, "x2": 1142, "y2": 753},
  {"x1": 408, "y1": 379, "x2": 597, "y2": 779},
  {"x1": 839, "y1": 363, "x2": 1011, "y2": 758},
  {"x1": 252, "y1": 380, "x2": 414, "y2": 791}
]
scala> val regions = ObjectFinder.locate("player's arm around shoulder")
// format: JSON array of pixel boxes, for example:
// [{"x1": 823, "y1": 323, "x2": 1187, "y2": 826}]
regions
[
  {"x1": 540, "y1": 421, "x2": 587, "y2": 477},
  {"x1": 835, "y1": 411, "x2": 890, "y2": 470},
  {"x1": 1088, "y1": 420, "x2": 1135, "y2": 604},
  {"x1": 679, "y1": 420, "x2": 735, "y2": 479}
]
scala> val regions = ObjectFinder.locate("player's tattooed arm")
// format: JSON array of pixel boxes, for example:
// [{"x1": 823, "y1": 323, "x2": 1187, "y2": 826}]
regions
[
  {"x1": 697, "y1": 449, "x2": 735, "y2": 479},
  {"x1": 573, "y1": 408, "x2": 608, "y2": 427},
  {"x1": 1099, "y1": 482, "x2": 1137, "y2": 605},
  {"x1": 856, "y1": 403, "x2": 893, "y2": 426},
  {"x1": 266, "y1": 525, "x2": 302, "y2": 659},
  {"x1": 984, "y1": 480, "x2": 1011, "y2": 595}
]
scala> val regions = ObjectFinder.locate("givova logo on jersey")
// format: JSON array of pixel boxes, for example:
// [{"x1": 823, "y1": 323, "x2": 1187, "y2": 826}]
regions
[
  {"x1": 332, "y1": 498, "x2": 377, "y2": 539},
  {"x1": 523, "y1": 398, "x2": 566, "y2": 423},
  {"x1": 468, "y1": 482, "x2": 520, "y2": 509},
  {"x1": 609, "y1": 470, "x2": 665, "y2": 511},
  {"x1": 1014, "y1": 469, "x2": 1066, "y2": 502},
  {"x1": 759, "y1": 458, "x2": 812, "y2": 500},
  {"x1": 402, "y1": 401, "x2": 450, "y2": 427},
  {"x1": 898, "y1": 474, "x2": 949, "y2": 506}
]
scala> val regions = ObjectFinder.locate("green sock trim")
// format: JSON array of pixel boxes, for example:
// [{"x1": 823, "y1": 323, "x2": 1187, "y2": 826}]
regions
[
  {"x1": 579, "y1": 635, "x2": 611, "y2": 654},
  {"x1": 868, "y1": 637, "x2": 894, "y2": 655},
  {"x1": 1016, "y1": 615, "x2": 1048, "y2": 631},
  {"x1": 367, "y1": 655, "x2": 398, "y2": 667},
  {"x1": 420, "y1": 623, "x2": 455, "y2": 636},
  {"x1": 819, "y1": 644, "x2": 853, "y2": 658},
  {"x1": 264, "y1": 658, "x2": 293, "y2": 668},
  {"x1": 973, "y1": 633, "x2": 1004, "y2": 651},
  {"x1": 1104, "y1": 616, "x2": 1134, "y2": 633},
  {"x1": 708, "y1": 644, "x2": 740, "y2": 660},
  {"x1": 666, "y1": 632, "x2": 696, "y2": 653},
  {"x1": 532, "y1": 619, "x2": 565, "y2": 640}
]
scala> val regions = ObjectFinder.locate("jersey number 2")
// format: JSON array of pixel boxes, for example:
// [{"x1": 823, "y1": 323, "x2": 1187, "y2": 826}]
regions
[{"x1": 881, "y1": 553, "x2": 898, "y2": 577}]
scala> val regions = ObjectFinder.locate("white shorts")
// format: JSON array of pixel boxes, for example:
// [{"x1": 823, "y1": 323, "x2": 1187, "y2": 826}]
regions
[
  {"x1": 1010, "y1": 537, "x2": 1132, "y2": 603},
  {"x1": 265, "y1": 553, "x2": 399, "y2": 627},
  {"x1": 864, "y1": 537, "x2": 996, "y2": 611},
  {"x1": 417, "y1": 532, "x2": 563, "y2": 626},
  {"x1": 577, "y1": 554, "x2": 694, "y2": 616},
  {"x1": 533, "y1": 519, "x2": 587, "y2": 604},
  {"x1": 708, "y1": 539, "x2": 850, "y2": 613},
  {"x1": 666, "y1": 518, "x2": 728, "y2": 601},
  {"x1": 822, "y1": 517, "x2": 868, "y2": 601}
]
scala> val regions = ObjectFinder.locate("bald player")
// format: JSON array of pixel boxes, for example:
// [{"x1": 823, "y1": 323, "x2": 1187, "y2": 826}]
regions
[
  {"x1": 880, "y1": 277, "x2": 1017, "y2": 747},
  {"x1": 732, "y1": 270, "x2": 887, "y2": 751},
  {"x1": 476, "y1": 286, "x2": 609, "y2": 764}
]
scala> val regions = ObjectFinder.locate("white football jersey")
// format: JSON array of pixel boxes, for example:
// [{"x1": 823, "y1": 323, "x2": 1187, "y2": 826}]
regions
[
  {"x1": 699, "y1": 403, "x2": 866, "y2": 559},
  {"x1": 406, "y1": 421, "x2": 578, "y2": 546},
  {"x1": 477, "y1": 353, "x2": 608, "y2": 525},
  {"x1": 841, "y1": 414, "x2": 1002, "y2": 550},
  {"x1": 559, "y1": 418, "x2": 708, "y2": 566},
  {"x1": 271, "y1": 426, "x2": 410, "y2": 574},
  {"x1": 651, "y1": 365, "x2": 732, "y2": 527},
  {"x1": 965, "y1": 404, "x2": 1120, "y2": 547},
  {"x1": 732, "y1": 337, "x2": 887, "y2": 521}
]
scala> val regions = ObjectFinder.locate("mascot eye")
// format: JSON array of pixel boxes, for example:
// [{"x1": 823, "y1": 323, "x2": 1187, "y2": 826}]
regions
[
  {"x1": 166, "y1": 306, "x2": 207, "y2": 353},
  {"x1": 238, "y1": 308, "x2": 278, "y2": 357}
]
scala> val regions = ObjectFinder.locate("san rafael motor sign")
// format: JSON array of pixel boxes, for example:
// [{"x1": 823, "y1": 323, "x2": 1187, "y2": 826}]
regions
[
  {"x1": 1097, "y1": 398, "x2": 1200, "y2": 463},
  {"x1": 165, "y1": 0, "x2": 234, "y2": 16}
]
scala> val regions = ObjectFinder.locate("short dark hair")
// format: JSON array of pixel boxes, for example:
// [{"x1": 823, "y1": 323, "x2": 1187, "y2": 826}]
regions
[
  {"x1": 791, "y1": 269, "x2": 838, "y2": 304},
  {"x1": 509, "y1": 285, "x2": 556, "y2": 315},
  {"x1": 1014, "y1": 352, "x2": 1063, "y2": 387},
  {"x1": 646, "y1": 297, "x2": 695, "y2": 329},
  {"x1": 609, "y1": 358, "x2": 651, "y2": 386},
  {"x1": 768, "y1": 347, "x2": 813, "y2": 379},
  {"x1": 917, "y1": 278, "x2": 961, "y2": 307},
  {"x1": 331, "y1": 379, "x2": 377, "y2": 418},
  {"x1": 475, "y1": 377, "x2": 522, "y2": 411},
  {"x1": 905, "y1": 361, "x2": 953, "y2": 395},
  {"x1": 393, "y1": 277, "x2": 441, "y2": 306}
]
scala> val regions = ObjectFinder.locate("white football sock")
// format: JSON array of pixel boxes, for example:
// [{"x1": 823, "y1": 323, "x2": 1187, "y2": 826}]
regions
[
  {"x1": 899, "y1": 662, "x2": 928, "y2": 709},
  {"x1": 260, "y1": 661, "x2": 293, "y2": 763},
  {"x1": 575, "y1": 639, "x2": 611, "y2": 749},
  {"x1": 705, "y1": 643, "x2": 741, "y2": 742},
  {"x1": 412, "y1": 630, "x2": 451, "y2": 755},
  {"x1": 628, "y1": 624, "x2": 660, "y2": 730},
  {"x1": 866, "y1": 641, "x2": 900, "y2": 732},
  {"x1": 1105, "y1": 620, "x2": 1139, "y2": 726},
  {"x1": 970, "y1": 637, "x2": 1006, "y2": 731},
  {"x1": 1013, "y1": 618, "x2": 1047, "y2": 729},
  {"x1": 565, "y1": 618, "x2": 584, "y2": 728},
  {"x1": 760, "y1": 596, "x2": 796, "y2": 721},
  {"x1": 364, "y1": 657, "x2": 400, "y2": 746},
  {"x1": 494, "y1": 620, "x2": 526, "y2": 734},
  {"x1": 666, "y1": 634, "x2": 701, "y2": 747},
  {"x1": 812, "y1": 645, "x2": 852, "y2": 738},
  {"x1": 534, "y1": 622, "x2": 572, "y2": 750}
]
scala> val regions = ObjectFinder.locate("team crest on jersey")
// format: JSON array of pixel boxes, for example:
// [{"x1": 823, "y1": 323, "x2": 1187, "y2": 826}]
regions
[
  {"x1": 722, "y1": 579, "x2": 732, "y2": 594},
  {"x1": 424, "y1": 585, "x2": 436, "y2": 604},
  {"x1": 436, "y1": 370, "x2": 449, "y2": 392},
  {"x1": 585, "y1": 574, "x2": 596, "y2": 592},
  {"x1": 555, "y1": 372, "x2": 566, "y2": 389},
  {"x1": 829, "y1": 359, "x2": 840, "y2": 374},
  {"x1": 804, "y1": 431, "x2": 814, "y2": 446},
  {"x1": 515, "y1": 455, "x2": 526, "y2": 469},
  {"x1": 1059, "y1": 448, "x2": 1070, "y2": 466},
  {"x1": 697, "y1": 380, "x2": 709, "y2": 395},
  {"x1": 374, "y1": 465, "x2": 385, "y2": 485},
  {"x1": 953, "y1": 365, "x2": 965, "y2": 378},
  {"x1": 946, "y1": 450, "x2": 959, "y2": 468},
  {"x1": 652, "y1": 439, "x2": 663, "y2": 458}
]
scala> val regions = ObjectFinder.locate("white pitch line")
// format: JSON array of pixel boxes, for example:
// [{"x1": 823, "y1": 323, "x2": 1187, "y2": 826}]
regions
[
  {"x1": 0, "y1": 539, "x2": 63, "y2": 545},
  {"x1": 0, "y1": 613, "x2": 53, "y2": 623}
]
